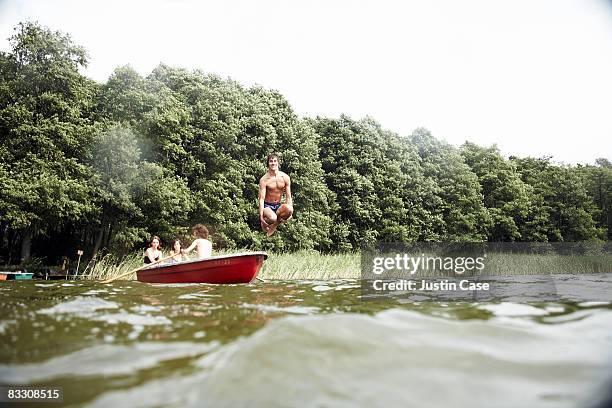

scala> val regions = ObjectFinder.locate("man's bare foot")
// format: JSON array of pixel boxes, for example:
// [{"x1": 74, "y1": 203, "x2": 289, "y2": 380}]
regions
[
  {"x1": 278, "y1": 215, "x2": 292, "y2": 224},
  {"x1": 266, "y1": 222, "x2": 279, "y2": 236}
]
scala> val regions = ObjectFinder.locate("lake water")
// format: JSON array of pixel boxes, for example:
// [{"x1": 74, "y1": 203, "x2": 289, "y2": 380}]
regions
[{"x1": 1, "y1": 275, "x2": 612, "y2": 407}]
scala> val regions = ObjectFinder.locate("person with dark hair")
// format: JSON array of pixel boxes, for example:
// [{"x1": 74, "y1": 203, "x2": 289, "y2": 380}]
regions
[
  {"x1": 168, "y1": 239, "x2": 184, "y2": 263},
  {"x1": 259, "y1": 153, "x2": 293, "y2": 236},
  {"x1": 183, "y1": 224, "x2": 212, "y2": 259},
  {"x1": 144, "y1": 235, "x2": 162, "y2": 264}
]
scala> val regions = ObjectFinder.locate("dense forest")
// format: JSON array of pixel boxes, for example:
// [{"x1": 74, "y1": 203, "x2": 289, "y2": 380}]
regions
[{"x1": 1, "y1": 22, "x2": 610, "y2": 265}]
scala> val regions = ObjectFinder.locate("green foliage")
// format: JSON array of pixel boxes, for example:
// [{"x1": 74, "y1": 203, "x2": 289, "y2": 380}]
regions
[
  {"x1": 575, "y1": 159, "x2": 612, "y2": 240},
  {"x1": 0, "y1": 22, "x2": 97, "y2": 262},
  {"x1": 460, "y1": 142, "x2": 532, "y2": 241},
  {"x1": 313, "y1": 117, "x2": 448, "y2": 248},
  {"x1": 88, "y1": 127, "x2": 195, "y2": 254},
  {"x1": 411, "y1": 129, "x2": 490, "y2": 241},
  {"x1": 0, "y1": 21, "x2": 609, "y2": 265},
  {"x1": 512, "y1": 157, "x2": 603, "y2": 241},
  {"x1": 95, "y1": 63, "x2": 334, "y2": 252}
]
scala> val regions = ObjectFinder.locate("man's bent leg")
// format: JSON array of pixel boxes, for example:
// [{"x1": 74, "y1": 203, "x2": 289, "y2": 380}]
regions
[
  {"x1": 277, "y1": 204, "x2": 293, "y2": 223},
  {"x1": 266, "y1": 205, "x2": 293, "y2": 236},
  {"x1": 262, "y1": 208, "x2": 277, "y2": 232}
]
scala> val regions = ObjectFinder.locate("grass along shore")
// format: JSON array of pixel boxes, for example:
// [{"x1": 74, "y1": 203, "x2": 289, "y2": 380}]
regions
[
  {"x1": 80, "y1": 251, "x2": 360, "y2": 281},
  {"x1": 80, "y1": 250, "x2": 611, "y2": 281}
]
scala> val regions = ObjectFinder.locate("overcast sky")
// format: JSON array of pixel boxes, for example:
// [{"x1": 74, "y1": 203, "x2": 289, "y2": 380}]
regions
[{"x1": 1, "y1": 0, "x2": 611, "y2": 164}]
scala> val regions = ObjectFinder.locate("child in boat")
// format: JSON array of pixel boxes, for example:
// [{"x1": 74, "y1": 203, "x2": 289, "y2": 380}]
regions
[
  {"x1": 182, "y1": 224, "x2": 212, "y2": 259},
  {"x1": 168, "y1": 239, "x2": 185, "y2": 263}
]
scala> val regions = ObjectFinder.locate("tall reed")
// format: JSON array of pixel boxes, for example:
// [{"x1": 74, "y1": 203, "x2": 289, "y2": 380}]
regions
[
  {"x1": 80, "y1": 252, "x2": 143, "y2": 281},
  {"x1": 79, "y1": 250, "x2": 610, "y2": 281}
]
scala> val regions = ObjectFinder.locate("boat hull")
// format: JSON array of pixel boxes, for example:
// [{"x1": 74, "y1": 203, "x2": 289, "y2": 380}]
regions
[{"x1": 137, "y1": 252, "x2": 267, "y2": 284}]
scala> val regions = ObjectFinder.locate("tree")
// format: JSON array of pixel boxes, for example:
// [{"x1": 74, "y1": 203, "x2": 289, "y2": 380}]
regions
[
  {"x1": 312, "y1": 117, "x2": 442, "y2": 249},
  {"x1": 574, "y1": 158, "x2": 612, "y2": 240},
  {"x1": 410, "y1": 129, "x2": 490, "y2": 241},
  {"x1": 513, "y1": 157, "x2": 603, "y2": 241},
  {"x1": 0, "y1": 22, "x2": 97, "y2": 262},
  {"x1": 89, "y1": 127, "x2": 194, "y2": 255},
  {"x1": 460, "y1": 142, "x2": 533, "y2": 241},
  {"x1": 3, "y1": 20, "x2": 607, "y2": 265},
  {"x1": 100, "y1": 65, "x2": 334, "y2": 251}
]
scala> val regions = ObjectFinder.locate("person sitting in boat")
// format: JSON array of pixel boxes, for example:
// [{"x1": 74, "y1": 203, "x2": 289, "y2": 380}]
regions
[
  {"x1": 168, "y1": 239, "x2": 185, "y2": 263},
  {"x1": 183, "y1": 224, "x2": 212, "y2": 259},
  {"x1": 144, "y1": 235, "x2": 162, "y2": 264},
  {"x1": 259, "y1": 153, "x2": 293, "y2": 236}
]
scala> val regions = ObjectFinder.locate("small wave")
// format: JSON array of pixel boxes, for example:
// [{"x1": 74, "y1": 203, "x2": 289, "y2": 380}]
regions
[
  {"x1": 334, "y1": 284, "x2": 361, "y2": 290},
  {"x1": 190, "y1": 309, "x2": 612, "y2": 407},
  {"x1": 178, "y1": 293, "x2": 214, "y2": 300},
  {"x1": 578, "y1": 301, "x2": 611, "y2": 307},
  {"x1": 544, "y1": 304, "x2": 566, "y2": 313},
  {"x1": 477, "y1": 302, "x2": 549, "y2": 317},
  {"x1": 0, "y1": 342, "x2": 218, "y2": 384},
  {"x1": 82, "y1": 289, "x2": 110, "y2": 295},
  {"x1": 38, "y1": 297, "x2": 119, "y2": 315},
  {"x1": 36, "y1": 297, "x2": 170, "y2": 327},
  {"x1": 82, "y1": 308, "x2": 612, "y2": 408},
  {"x1": 93, "y1": 312, "x2": 172, "y2": 326},
  {"x1": 0, "y1": 319, "x2": 16, "y2": 334},
  {"x1": 242, "y1": 303, "x2": 319, "y2": 315},
  {"x1": 130, "y1": 305, "x2": 163, "y2": 313}
]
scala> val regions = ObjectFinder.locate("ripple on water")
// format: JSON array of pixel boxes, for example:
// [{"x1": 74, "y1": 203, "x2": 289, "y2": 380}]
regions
[
  {"x1": 544, "y1": 304, "x2": 566, "y2": 313},
  {"x1": 82, "y1": 289, "x2": 110, "y2": 295},
  {"x1": 0, "y1": 319, "x2": 17, "y2": 334},
  {"x1": 93, "y1": 312, "x2": 172, "y2": 326},
  {"x1": 578, "y1": 301, "x2": 611, "y2": 307},
  {"x1": 35, "y1": 296, "x2": 171, "y2": 328},
  {"x1": 477, "y1": 302, "x2": 549, "y2": 317},
  {"x1": 130, "y1": 305, "x2": 163, "y2": 313},
  {"x1": 38, "y1": 297, "x2": 119, "y2": 315},
  {"x1": 241, "y1": 303, "x2": 319, "y2": 315},
  {"x1": 334, "y1": 284, "x2": 361, "y2": 290},
  {"x1": 87, "y1": 308, "x2": 612, "y2": 408},
  {"x1": 178, "y1": 293, "x2": 214, "y2": 300},
  {"x1": 0, "y1": 342, "x2": 218, "y2": 384}
]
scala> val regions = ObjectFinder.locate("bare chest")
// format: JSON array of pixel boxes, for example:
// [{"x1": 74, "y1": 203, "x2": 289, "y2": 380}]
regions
[{"x1": 264, "y1": 176, "x2": 286, "y2": 191}]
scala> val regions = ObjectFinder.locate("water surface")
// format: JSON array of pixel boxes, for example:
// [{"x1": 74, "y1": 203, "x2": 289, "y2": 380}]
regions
[{"x1": 1, "y1": 275, "x2": 612, "y2": 407}]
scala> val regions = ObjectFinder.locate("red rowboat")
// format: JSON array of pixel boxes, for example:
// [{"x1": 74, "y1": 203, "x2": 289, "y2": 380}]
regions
[{"x1": 136, "y1": 252, "x2": 267, "y2": 284}]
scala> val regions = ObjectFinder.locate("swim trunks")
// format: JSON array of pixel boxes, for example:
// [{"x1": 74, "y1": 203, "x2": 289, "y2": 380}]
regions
[{"x1": 264, "y1": 201, "x2": 281, "y2": 212}]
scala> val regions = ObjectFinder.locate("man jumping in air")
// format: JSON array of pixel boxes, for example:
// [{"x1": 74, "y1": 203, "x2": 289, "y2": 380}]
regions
[{"x1": 259, "y1": 153, "x2": 293, "y2": 236}]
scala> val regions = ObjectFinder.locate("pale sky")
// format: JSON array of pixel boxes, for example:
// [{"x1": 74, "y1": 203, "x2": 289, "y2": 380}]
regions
[{"x1": 1, "y1": 0, "x2": 611, "y2": 164}]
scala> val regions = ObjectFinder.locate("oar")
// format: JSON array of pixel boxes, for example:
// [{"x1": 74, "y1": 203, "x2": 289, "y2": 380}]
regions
[{"x1": 101, "y1": 254, "x2": 174, "y2": 284}]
